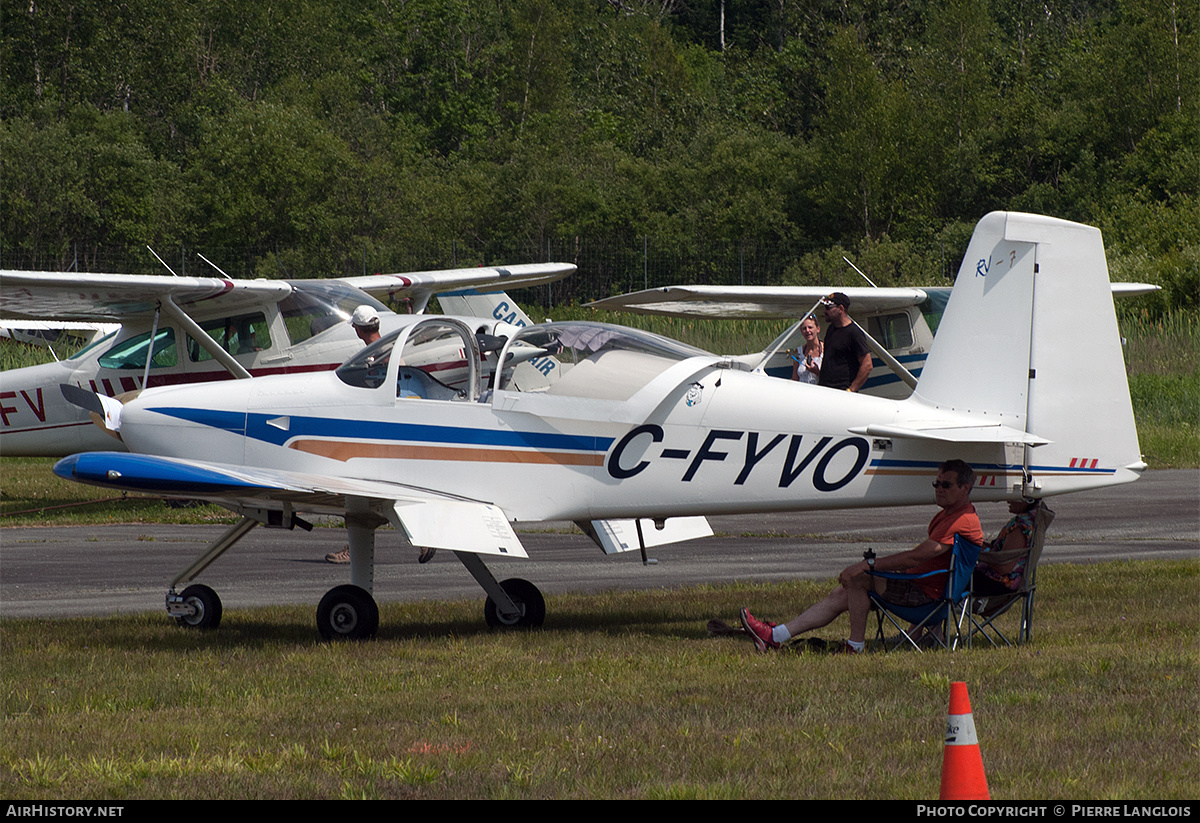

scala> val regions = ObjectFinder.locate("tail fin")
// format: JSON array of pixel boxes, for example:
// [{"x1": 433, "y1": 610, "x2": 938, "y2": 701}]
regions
[{"x1": 913, "y1": 212, "x2": 1144, "y2": 495}]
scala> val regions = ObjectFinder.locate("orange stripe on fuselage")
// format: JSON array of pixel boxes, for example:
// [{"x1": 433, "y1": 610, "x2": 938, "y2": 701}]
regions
[{"x1": 289, "y1": 439, "x2": 604, "y2": 467}]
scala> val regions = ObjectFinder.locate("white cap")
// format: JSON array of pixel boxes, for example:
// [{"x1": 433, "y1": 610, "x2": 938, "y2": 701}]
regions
[{"x1": 350, "y1": 305, "x2": 379, "y2": 328}]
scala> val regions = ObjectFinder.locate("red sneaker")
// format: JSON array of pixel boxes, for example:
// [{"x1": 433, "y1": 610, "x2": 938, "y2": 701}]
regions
[{"x1": 740, "y1": 608, "x2": 780, "y2": 653}]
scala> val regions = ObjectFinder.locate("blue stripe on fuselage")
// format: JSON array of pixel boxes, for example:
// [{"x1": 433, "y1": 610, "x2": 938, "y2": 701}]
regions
[{"x1": 147, "y1": 406, "x2": 612, "y2": 453}]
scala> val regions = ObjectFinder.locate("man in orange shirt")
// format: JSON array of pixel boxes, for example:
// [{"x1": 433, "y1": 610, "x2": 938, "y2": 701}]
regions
[{"x1": 740, "y1": 459, "x2": 983, "y2": 654}]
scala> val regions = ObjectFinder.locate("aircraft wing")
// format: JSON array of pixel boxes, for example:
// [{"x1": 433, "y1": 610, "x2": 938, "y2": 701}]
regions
[
  {"x1": 0, "y1": 320, "x2": 120, "y2": 346},
  {"x1": 1, "y1": 263, "x2": 575, "y2": 324},
  {"x1": 343, "y1": 263, "x2": 575, "y2": 305},
  {"x1": 587, "y1": 282, "x2": 1160, "y2": 320},
  {"x1": 0, "y1": 271, "x2": 294, "y2": 322},
  {"x1": 1110, "y1": 282, "x2": 1161, "y2": 298},
  {"x1": 586, "y1": 285, "x2": 928, "y2": 318},
  {"x1": 53, "y1": 451, "x2": 527, "y2": 557}
]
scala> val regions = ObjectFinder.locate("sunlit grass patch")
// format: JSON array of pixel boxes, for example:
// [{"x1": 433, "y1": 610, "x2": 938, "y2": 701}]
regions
[{"x1": 2, "y1": 560, "x2": 1195, "y2": 799}]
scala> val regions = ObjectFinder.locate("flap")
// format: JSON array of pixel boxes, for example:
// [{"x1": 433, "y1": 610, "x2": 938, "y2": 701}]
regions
[
  {"x1": 584, "y1": 516, "x2": 713, "y2": 555},
  {"x1": 388, "y1": 499, "x2": 527, "y2": 558}
]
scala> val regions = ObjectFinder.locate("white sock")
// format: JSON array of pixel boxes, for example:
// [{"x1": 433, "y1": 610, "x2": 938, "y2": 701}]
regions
[
  {"x1": 772, "y1": 625, "x2": 792, "y2": 644},
  {"x1": 847, "y1": 639, "x2": 865, "y2": 652}
]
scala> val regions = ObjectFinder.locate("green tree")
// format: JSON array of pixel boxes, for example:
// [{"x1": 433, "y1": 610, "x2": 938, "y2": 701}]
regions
[
  {"x1": 808, "y1": 28, "x2": 933, "y2": 243},
  {"x1": 1, "y1": 108, "x2": 185, "y2": 268}
]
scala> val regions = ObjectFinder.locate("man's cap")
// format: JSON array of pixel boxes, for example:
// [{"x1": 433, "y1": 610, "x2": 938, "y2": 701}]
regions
[
  {"x1": 350, "y1": 305, "x2": 380, "y2": 328},
  {"x1": 824, "y1": 292, "x2": 851, "y2": 309}
]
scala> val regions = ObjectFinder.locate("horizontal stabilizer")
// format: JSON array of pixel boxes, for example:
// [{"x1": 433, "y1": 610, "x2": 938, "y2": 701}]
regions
[{"x1": 848, "y1": 423, "x2": 1050, "y2": 446}]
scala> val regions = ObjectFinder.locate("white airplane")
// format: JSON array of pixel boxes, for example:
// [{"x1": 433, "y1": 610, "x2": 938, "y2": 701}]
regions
[
  {"x1": 51, "y1": 212, "x2": 1144, "y2": 640},
  {"x1": 588, "y1": 281, "x2": 1159, "y2": 399},
  {"x1": 0, "y1": 320, "x2": 120, "y2": 349},
  {"x1": 0, "y1": 263, "x2": 574, "y2": 455}
]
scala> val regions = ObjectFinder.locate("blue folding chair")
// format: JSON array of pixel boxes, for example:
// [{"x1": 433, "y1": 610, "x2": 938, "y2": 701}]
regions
[
  {"x1": 968, "y1": 502, "x2": 1055, "y2": 648},
  {"x1": 868, "y1": 535, "x2": 984, "y2": 652}
]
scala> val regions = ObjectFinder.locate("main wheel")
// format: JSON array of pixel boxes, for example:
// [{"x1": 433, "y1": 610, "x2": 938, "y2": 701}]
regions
[
  {"x1": 175, "y1": 584, "x2": 222, "y2": 630},
  {"x1": 316, "y1": 584, "x2": 379, "y2": 641},
  {"x1": 484, "y1": 578, "x2": 545, "y2": 628}
]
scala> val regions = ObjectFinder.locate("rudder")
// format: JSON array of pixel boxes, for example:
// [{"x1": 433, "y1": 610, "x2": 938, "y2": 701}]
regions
[{"x1": 912, "y1": 212, "x2": 1144, "y2": 496}]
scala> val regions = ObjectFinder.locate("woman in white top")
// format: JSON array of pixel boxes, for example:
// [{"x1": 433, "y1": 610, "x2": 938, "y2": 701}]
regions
[{"x1": 792, "y1": 315, "x2": 823, "y2": 384}]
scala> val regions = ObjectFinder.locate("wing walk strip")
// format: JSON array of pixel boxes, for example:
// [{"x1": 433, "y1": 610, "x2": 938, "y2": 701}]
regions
[{"x1": 290, "y1": 439, "x2": 604, "y2": 466}]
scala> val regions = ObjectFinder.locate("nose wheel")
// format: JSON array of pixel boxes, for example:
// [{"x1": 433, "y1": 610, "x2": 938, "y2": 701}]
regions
[{"x1": 170, "y1": 584, "x2": 223, "y2": 630}]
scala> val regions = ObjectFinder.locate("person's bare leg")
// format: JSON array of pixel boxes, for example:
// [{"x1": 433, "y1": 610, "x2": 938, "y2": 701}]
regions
[{"x1": 781, "y1": 586, "x2": 850, "y2": 636}]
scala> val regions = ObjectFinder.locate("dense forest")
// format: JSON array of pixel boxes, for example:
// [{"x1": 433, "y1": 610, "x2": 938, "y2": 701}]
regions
[{"x1": 1, "y1": 0, "x2": 1195, "y2": 309}]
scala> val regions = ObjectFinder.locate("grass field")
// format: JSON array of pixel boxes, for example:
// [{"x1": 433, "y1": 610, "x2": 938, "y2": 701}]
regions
[{"x1": 2, "y1": 560, "x2": 1196, "y2": 800}]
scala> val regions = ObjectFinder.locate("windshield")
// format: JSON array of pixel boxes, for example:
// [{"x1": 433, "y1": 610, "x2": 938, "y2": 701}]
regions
[
  {"x1": 67, "y1": 330, "x2": 118, "y2": 361},
  {"x1": 280, "y1": 281, "x2": 389, "y2": 345},
  {"x1": 919, "y1": 287, "x2": 953, "y2": 336},
  {"x1": 335, "y1": 331, "x2": 397, "y2": 389},
  {"x1": 96, "y1": 328, "x2": 178, "y2": 370},
  {"x1": 499, "y1": 321, "x2": 708, "y2": 399}
]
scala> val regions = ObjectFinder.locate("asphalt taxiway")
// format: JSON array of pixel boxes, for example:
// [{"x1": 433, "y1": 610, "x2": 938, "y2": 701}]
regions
[{"x1": 1, "y1": 469, "x2": 1196, "y2": 620}]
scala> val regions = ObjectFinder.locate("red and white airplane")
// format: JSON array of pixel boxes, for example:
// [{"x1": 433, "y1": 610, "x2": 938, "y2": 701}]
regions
[{"x1": 0, "y1": 263, "x2": 573, "y2": 455}]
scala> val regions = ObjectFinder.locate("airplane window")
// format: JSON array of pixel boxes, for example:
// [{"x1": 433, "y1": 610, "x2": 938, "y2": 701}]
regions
[
  {"x1": 396, "y1": 322, "x2": 473, "y2": 401},
  {"x1": 96, "y1": 328, "x2": 178, "y2": 370},
  {"x1": 280, "y1": 281, "x2": 389, "y2": 345},
  {"x1": 335, "y1": 331, "x2": 397, "y2": 389},
  {"x1": 188, "y1": 312, "x2": 271, "y2": 361},
  {"x1": 867, "y1": 313, "x2": 915, "y2": 350}
]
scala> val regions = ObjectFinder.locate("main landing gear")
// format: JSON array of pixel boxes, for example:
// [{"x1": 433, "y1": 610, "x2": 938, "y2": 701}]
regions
[
  {"x1": 316, "y1": 584, "x2": 380, "y2": 641},
  {"x1": 163, "y1": 512, "x2": 546, "y2": 640},
  {"x1": 484, "y1": 578, "x2": 546, "y2": 628}
]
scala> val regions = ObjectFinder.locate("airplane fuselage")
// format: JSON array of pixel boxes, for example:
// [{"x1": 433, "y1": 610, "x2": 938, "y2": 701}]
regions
[{"x1": 114, "y1": 351, "x2": 1023, "y2": 524}]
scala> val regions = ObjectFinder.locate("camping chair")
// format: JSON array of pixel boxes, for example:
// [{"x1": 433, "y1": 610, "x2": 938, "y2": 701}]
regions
[
  {"x1": 968, "y1": 502, "x2": 1055, "y2": 648},
  {"x1": 868, "y1": 534, "x2": 984, "y2": 652}
]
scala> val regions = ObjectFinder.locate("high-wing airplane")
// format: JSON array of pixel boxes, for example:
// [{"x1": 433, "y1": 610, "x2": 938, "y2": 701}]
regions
[
  {"x1": 0, "y1": 263, "x2": 574, "y2": 455},
  {"x1": 587, "y1": 281, "x2": 1159, "y2": 399},
  {"x1": 51, "y1": 212, "x2": 1144, "y2": 641}
]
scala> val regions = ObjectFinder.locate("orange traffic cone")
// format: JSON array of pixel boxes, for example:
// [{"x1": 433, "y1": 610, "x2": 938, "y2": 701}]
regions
[{"x1": 940, "y1": 681, "x2": 990, "y2": 800}]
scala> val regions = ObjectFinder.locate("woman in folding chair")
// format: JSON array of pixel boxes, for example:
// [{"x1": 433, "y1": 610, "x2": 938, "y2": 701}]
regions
[
  {"x1": 973, "y1": 498, "x2": 1038, "y2": 596},
  {"x1": 740, "y1": 459, "x2": 985, "y2": 654}
]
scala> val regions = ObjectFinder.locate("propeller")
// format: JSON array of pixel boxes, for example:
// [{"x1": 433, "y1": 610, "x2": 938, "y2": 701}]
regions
[{"x1": 60, "y1": 384, "x2": 135, "y2": 440}]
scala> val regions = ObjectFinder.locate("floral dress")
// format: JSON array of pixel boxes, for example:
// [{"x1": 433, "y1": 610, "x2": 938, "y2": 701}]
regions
[{"x1": 976, "y1": 511, "x2": 1035, "y2": 591}]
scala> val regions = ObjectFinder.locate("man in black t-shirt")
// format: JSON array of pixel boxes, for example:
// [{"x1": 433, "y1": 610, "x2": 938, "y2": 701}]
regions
[{"x1": 817, "y1": 292, "x2": 873, "y2": 392}]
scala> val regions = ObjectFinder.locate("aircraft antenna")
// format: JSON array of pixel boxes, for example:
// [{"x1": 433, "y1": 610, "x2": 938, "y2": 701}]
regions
[
  {"x1": 197, "y1": 253, "x2": 231, "y2": 279},
  {"x1": 147, "y1": 246, "x2": 178, "y2": 276},
  {"x1": 843, "y1": 256, "x2": 878, "y2": 288}
]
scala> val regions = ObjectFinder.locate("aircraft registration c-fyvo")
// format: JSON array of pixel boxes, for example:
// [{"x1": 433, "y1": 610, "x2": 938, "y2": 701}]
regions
[{"x1": 52, "y1": 212, "x2": 1144, "y2": 640}]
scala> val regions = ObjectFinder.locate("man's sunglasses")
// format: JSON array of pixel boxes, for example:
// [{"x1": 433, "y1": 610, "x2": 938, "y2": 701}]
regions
[{"x1": 931, "y1": 481, "x2": 957, "y2": 489}]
